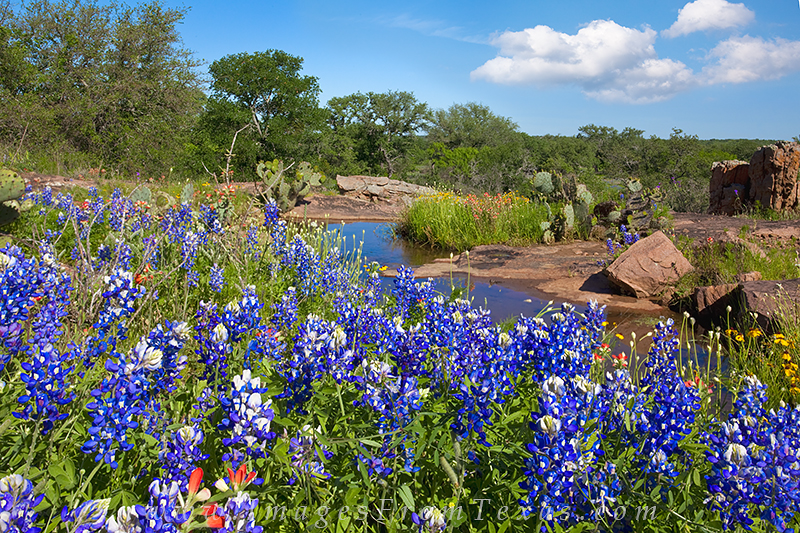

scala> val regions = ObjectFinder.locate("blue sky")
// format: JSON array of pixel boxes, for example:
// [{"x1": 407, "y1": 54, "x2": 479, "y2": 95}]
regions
[{"x1": 169, "y1": 0, "x2": 800, "y2": 140}]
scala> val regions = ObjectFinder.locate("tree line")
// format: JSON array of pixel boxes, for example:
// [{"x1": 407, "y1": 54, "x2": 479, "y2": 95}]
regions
[{"x1": 0, "y1": 0, "x2": 780, "y2": 211}]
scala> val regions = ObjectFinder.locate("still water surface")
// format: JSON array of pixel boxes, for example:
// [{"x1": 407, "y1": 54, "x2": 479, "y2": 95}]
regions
[{"x1": 328, "y1": 221, "x2": 582, "y2": 322}]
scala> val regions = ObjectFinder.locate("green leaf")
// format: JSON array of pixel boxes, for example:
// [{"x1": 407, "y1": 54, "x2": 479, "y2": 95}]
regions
[{"x1": 397, "y1": 484, "x2": 415, "y2": 513}]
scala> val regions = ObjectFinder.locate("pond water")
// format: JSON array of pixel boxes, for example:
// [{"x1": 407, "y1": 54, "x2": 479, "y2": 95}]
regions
[{"x1": 327, "y1": 221, "x2": 584, "y2": 322}]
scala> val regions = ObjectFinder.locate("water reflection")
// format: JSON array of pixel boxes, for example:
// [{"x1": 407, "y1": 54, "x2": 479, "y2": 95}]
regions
[{"x1": 329, "y1": 222, "x2": 566, "y2": 321}]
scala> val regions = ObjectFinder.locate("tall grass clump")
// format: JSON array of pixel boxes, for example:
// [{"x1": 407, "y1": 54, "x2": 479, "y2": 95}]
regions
[
  {"x1": 398, "y1": 191, "x2": 550, "y2": 251},
  {"x1": 1, "y1": 182, "x2": 800, "y2": 532}
]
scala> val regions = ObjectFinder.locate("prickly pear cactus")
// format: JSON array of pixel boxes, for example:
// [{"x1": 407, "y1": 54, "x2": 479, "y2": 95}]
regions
[
  {"x1": 626, "y1": 179, "x2": 643, "y2": 193},
  {"x1": 551, "y1": 210, "x2": 567, "y2": 241},
  {"x1": 573, "y1": 200, "x2": 591, "y2": 235},
  {"x1": 0, "y1": 169, "x2": 25, "y2": 203},
  {"x1": 533, "y1": 172, "x2": 554, "y2": 196},
  {"x1": 576, "y1": 184, "x2": 593, "y2": 205},
  {"x1": 0, "y1": 202, "x2": 20, "y2": 227},
  {"x1": 255, "y1": 159, "x2": 325, "y2": 212},
  {"x1": 129, "y1": 186, "x2": 152, "y2": 205},
  {"x1": 562, "y1": 204, "x2": 574, "y2": 231}
]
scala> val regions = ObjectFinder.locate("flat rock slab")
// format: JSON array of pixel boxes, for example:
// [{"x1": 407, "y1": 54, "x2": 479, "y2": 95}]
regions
[
  {"x1": 605, "y1": 231, "x2": 694, "y2": 298},
  {"x1": 285, "y1": 194, "x2": 403, "y2": 222},
  {"x1": 384, "y1": 242, "x2": 666, "y2": 313},
  {"x1": 738, "y1": 279, "x2": 800, "y2": 330}
]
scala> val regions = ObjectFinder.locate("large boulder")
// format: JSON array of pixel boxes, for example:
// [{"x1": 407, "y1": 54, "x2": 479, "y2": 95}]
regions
[
  {"x1": 748, "y1": 141, "x2": 800, "y2": 211},
  {"x1": 605, "y1": 231, "x2": 694, "y2": 298},
  {"x1": 693, "y1": 284, "x2": 738, "y2": 326},
  {"x1": 737, "y1": 279, "x2": 800, "y2": 331},
  {"x1": 708, "y1": 160, "x2": 750, "y2": 215}
]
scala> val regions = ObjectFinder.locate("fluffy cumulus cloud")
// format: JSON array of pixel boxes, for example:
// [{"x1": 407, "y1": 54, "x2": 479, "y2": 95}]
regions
[
  {"x1": 471, "y1": 20, "x2": 697, "y2": 103},
  {"x1": 472, "y1": 5, "x2": 800, "y2": 104},
  {"x1": 702, "y1": 36, "x2": 800, "y2": 84},
  {"x1": 662, "y1": 0, "x2": 754, "y2": 38}
]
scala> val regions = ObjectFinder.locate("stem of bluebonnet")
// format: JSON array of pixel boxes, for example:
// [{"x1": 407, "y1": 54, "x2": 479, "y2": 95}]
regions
[
  {"x1": 70, "y1": 459, "x2": 104, "y2": 508},
  {"x1": 23, "y1": 417, "x2": 41, "y2": 477},
  {"x1": 337, "y1": 384, "x2": 346, "y2": 419}
]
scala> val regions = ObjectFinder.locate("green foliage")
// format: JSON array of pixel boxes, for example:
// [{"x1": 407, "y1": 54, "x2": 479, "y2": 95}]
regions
[
  {"x1": 427, "y1": 102, "x2": 519, "y2": 149},
  {"x1": 191, "y1": 50, "x2": 325, "y2": 179},
  {"x1": 0, "y1": 0, "x2": 203, "y2": 175},
  {"x1": 326, "y1": 90, "x2": 430, "y2": 177}
]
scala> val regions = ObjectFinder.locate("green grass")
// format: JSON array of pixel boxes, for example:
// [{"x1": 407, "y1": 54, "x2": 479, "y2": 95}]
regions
[
  {"x1": 674, "y1": 239, "x2": 800, "y2": 298},
  {"x1": 396, "y1": 190, "x2": 551, "y2": 251}
]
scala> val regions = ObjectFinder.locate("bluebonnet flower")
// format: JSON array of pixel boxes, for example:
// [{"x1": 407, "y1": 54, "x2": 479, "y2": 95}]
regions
[
  {"x1": 286, "y1": 425, "x2": 333, "y2": 482},
  {"x1": 412, "y1": 507, "x2": 446, "y2": 533},
  {"x1": 115, "y1": 239, "x2": 133, "y2": 271},
  {"x1": 206, "y1": 492, "x2": 263, "y2": 533},
  {"x1": 82, "y1": 320, "x2": 187, "y2": 468},
  {"x1": 0, "y1": 245, "x2": 45, "y2": 366},
  {"x1": 244, "y1": 225, "x2": 260, "y2": 260},
  {"x1": 277, "y1": 314, "x2": 354, "y2": 413},
  {"x1": 194, "y1": 302, "x2": 230, "y2": 389},
  {"x1": 61, "y1": 498, "x2": 110, "y2": 533},
  {"x1": 70, "y1": 268, "x2": 146, "y2": 368},
  {"x1": 271, "y1": 287, "x2": 298, "y2": 330},
  {"x1": 704, "y1": 376, "x2": 800, "y2": 531},
  {"x1": 160, "y1": 425, "x2": 210, "y2": 491},
  {"x1": 187, "y1": 269, "x2": 200, "y2": 288},
  {"x1": 108, "y1": 188, "x2": 136, "y2": 232},
  {"x1": 108, "y1": 478, "x2": 195, "y2": 532},
  {"x1": 392, "y1": 266, "x2": 434, "y2": 319},
  {"x1": 359, "y1": 360, "x2": 423, "y2": 474},
  {"x1": 181, "y1": 230, "x2": 204, "y2": 272},
  {"x1": 218, "y1": 370, "x2": 276, "y2": 466},
  {"x1": 144, "y1": 320, "x2": 191, "y2": 396},
  {"x1": 0, "y1": 474, "x2": 44, "y2": 533},
  {"x1": 199, "y1": 204, "x2": 221, "y2": 233},
  {"x1": 210, "y1": 264, "x2": 225, "y2": 293},
  {"x1": 263, "y1": 198, "x2": 280, "y2": 228},
  {"x1": 619, "y1": 224, "x2": 640, "y2": 245},
  {"x1": 142, "y1": 235, "x2": 161, "y2": 269}
]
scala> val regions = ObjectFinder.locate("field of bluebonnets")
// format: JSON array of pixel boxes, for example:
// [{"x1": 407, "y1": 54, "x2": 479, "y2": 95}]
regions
[{"x1": 1, "y1": 182, "x2": 800, "y2": 533}]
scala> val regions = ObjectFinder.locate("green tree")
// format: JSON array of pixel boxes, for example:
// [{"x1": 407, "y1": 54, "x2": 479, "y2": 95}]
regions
[
  {"x1": 427, "y1": 102, "x2": 519, "y2": 149},
  {"x1": 326, "y1": 90, "x2": 430, "y2": 177},
  {"x1": 578, "y1": 124, "x2": 648, "y2": 179},
  {"x1": 0, "y1": 0, "x2": 203, "y2": 174},
  {"x1": 195, "y1": 50, "x2": 324, "y2": 176}
]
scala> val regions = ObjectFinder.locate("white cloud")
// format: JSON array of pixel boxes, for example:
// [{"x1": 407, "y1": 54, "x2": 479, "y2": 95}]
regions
[
  {"x1": 472, "y1": 15, "x2": 800, "y2": 104},
  {"x1": 702, "y1": 36, "x2": 800, "y2": 84},
  {"x1": 471, "y1": 20, "x2": 697, "y2": 103},
  {"x1": 662, "y1": 0, "x2": 754, "y2": 38},
  {"x1": 587, "y1": 58, "x2": 696, "y2": 103}
]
